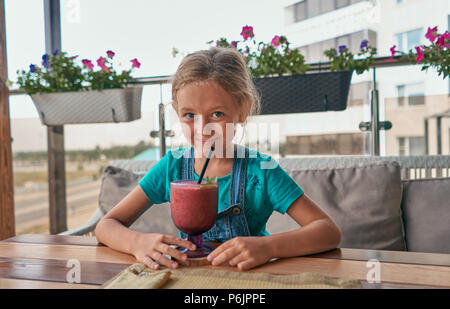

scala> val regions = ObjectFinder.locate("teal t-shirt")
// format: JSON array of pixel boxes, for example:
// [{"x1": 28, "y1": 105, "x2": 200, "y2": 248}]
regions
[{"x1": 138, "y1": 147, "x2": 304, "y2": 236}]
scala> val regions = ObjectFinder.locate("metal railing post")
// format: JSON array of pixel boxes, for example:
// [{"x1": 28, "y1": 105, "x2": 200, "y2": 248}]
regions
[
  {"x1": 150, "y1": 83, "x2": 174, "y2": 159},
  {"x1": 370, "y1": 67, "x2": 380, "y2": 156}
]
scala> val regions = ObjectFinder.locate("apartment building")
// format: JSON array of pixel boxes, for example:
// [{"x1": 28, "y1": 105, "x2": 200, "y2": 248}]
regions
[{"x1": 282, "y1": 0, "x2": 450, "y2": 156}]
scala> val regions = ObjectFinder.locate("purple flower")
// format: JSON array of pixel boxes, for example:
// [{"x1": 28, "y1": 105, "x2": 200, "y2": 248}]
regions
[
  {"x1": 360, "y1": 40, "x2": 368, "y2": 50},
  {"x1": 53, "y1": 49, "x2": 59, "y2": 56},
  {"x1": 339, "y1": 45, "x2": 347, "y2": 54},
  {"x1": 42, "y1": 54, "x2": 50, "y2": 68},
  {"x1": 231, "y1": 41, "x2": 238, "y2": 49},
  {"x1": 29, "y1": 64, "x2": 36, "y2": 73}
]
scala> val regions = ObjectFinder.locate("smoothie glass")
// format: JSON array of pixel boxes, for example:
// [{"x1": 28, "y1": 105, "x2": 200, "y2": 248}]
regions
[{"x1": 170, "y1": 180, "x2": 218, "y2": 258}]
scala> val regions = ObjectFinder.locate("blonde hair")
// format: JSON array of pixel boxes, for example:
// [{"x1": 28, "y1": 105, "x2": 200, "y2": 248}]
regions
[{"x1": 171, "y1": 47, "x2": 261, "y2": 122}]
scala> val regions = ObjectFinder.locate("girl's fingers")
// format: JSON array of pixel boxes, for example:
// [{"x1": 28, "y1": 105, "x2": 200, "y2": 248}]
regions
[
  {"x1": 151, "y1": 251, "x2": 179, "y2": 269},
  {"x1": 163, "y1": 235, "x2": 197, "y2": 251},
  {"x1": 206, "y1": 241, "x2": 230, "y2": 262},
  {"x1": 157, "y1": 243, "x2": 188, "y2": 263},
  {"x1": 228, "y1": 253, "x2": 247, "y2": 267},
  {"x1": 142, "y1": 255, "x2": 160, "y2": 270},
  {"x1": 209, "y1": 246, "x2": 239, "y2": 266},
  {"x1": 237, "y1": 259, "x2": 256, "y2": 271}
]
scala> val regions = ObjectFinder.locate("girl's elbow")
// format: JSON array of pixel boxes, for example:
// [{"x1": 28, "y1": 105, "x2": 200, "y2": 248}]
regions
[
  {"x1": 334, "y1": 226, "x2": 342, "y2": 248},
  {"x1": 330, "y1": 221, "x2": 342, "y2": 248},
  {"x1": 323, "y1": 218, "x2": 341, "y2": 249},
  {"x1": 94, "y1": 217, "x2": 108, "y2": 243}
]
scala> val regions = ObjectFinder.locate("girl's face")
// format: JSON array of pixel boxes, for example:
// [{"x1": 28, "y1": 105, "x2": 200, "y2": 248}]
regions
[{"x1": 174, "y1": 80, "x2": 247, "y2": 157}]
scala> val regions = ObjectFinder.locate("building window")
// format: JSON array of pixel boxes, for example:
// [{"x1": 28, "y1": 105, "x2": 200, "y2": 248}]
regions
[
  {"x1": 396, "y1": 83, "x2": 425, "y2": 106},
  {"x1": 397, "y1": 85, "x2": 406, "y2": 106},
  {"x1": 396, "y1": 28, "x2": 423, "y2": 52},
  {"x1": 398, "y1": 137, "x2": 406, "y2": 155},
  {"x1": 409, "y1": 137, "x2": 426, "y2": 155},
  {"x1": 398, "y1": 136, "x2": 426, "y2": 156},
  {"x1": 294, "y1": 0, "x2": 307, "y2": 22},
  {"x1": 336, "y1": 0, "x2": 350, "y2": 9}
]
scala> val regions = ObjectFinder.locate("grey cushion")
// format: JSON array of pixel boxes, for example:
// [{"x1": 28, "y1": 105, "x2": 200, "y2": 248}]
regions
[
  {"x1": 401, "y1": 178, "x2": 450, "y2": 254},
  {"x1": 275, "y1": 161, "x2": 406, "y2": 251},
  {"x1": 99, "y1": 166, "x2": 178, "y2": 236}
]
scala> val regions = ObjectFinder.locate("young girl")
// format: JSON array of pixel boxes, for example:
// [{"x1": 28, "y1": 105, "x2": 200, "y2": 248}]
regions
[{"x1": 95, "y1": 47, "x2": 341, "y2": 271}]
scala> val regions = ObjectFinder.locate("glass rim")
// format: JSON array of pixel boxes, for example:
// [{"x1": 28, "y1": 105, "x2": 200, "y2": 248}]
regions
[{"x1": 170, "y1": 179, "x2": 218, "y2": 187}]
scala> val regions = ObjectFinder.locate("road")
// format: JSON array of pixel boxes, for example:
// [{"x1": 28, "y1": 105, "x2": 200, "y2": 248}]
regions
[{"x1": 14, "y1": 179, "x2": 102, "y2": 235}]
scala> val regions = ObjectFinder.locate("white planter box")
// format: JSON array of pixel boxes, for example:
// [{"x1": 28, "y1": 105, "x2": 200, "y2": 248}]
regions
[{"x1": 31, "y1": 87, "x2": 143, "y2": 125}]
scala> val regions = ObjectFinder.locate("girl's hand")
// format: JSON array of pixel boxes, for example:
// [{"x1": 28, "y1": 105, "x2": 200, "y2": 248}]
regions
[
  {"x1": 207, "y1": 237, "x2": 272, "y2": 271},
  {"x1": 132, "y1": 233, "x2": 196, "y2": 270}
]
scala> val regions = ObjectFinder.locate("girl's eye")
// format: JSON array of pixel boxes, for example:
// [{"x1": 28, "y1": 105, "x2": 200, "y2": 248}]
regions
[
  {"x1": 212, "y1": 112, "x2": 224, "y2": 118},
  {"x1": 184, "y1": 113, "x2": 195, "y2": 120}
]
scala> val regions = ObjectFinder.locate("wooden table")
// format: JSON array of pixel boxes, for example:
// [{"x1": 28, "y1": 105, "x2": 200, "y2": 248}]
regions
[{"x1": 1, "y1": 234, "x2": 450, "y2": 289}]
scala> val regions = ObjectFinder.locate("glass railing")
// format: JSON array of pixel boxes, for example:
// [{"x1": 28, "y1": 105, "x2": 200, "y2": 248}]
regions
[{"x1": 8, "y1": 56, "x2": 450, "y2": 235}]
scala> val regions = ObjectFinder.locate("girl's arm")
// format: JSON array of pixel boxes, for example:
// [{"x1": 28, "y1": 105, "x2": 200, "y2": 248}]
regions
[
  {"x1": 264, "y1": 193, "x2": 342, "y2": 258},
  {"x1": 95, "y1": 186, "x2": 196, "y2": 269},
  {"x1": 207, "y1": 193, "x2": 341, "y2": 270}
]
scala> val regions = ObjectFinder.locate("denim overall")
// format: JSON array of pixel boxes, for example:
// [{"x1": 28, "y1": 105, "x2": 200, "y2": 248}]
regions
[{"x1": 179, "y1": 144, "x2": 251, "y2": 243}]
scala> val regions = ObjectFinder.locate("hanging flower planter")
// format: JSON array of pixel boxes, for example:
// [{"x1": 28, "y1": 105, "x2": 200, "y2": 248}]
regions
[
  {"x1": 175, "y1": 25, "x2": 375, "y2": 115},
  {"x1": 30, "y1": 86, "x2": 143, "y2": 125},
  {"x1": 16, "y1": 50, "x2": 144, "y2": 125},
  {"x1": 253, "y1": 70, "x2": 353, "y2": 115}
]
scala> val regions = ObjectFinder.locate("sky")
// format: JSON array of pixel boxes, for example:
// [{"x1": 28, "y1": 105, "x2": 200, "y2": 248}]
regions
[{"x1": 5, "y1": 0, "x2": 286, "y2": 119}]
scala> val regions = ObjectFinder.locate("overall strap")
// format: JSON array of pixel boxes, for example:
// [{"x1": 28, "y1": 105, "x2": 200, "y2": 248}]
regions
[{"x1": 230, "y1": 144, "x2": 248, "y2": 207}]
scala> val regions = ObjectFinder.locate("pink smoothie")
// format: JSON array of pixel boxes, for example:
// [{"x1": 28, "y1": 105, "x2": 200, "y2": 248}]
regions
[{"x1": 170, "y1": 180, "x2": 218, "y2": 235}]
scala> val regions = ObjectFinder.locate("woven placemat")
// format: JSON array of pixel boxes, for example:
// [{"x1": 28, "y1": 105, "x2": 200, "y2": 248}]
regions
[{"x1": 101, "y1": 263, "x2": 362, "y2": 289}]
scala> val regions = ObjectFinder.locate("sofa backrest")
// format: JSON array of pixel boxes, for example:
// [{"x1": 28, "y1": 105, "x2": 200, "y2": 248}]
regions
[
  {"x1": 400, "y1": 177, "x2": 450, "y2": 254},
  {"x1": 104, "y1": 155, "x2": 450, "y2": 252},
  {"x1": 99, "y1": 166, "x2": 178, "y2": 236},
  {"x1": 277, "y1": 161, "x2": 406, "y2": 251}
]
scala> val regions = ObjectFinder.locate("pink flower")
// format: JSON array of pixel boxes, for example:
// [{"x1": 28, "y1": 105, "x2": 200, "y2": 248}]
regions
[
  {"x1": 389, "y1": 45, "x2": 397, "y2": 61},
  {"x1": 96, "y1": 56, "x2": 110, "y2": 72},
  {"x1": 436, "y1": 32, "x2": 450, "y2": 48},
  {"x1": 130, "y1": 58, "x2": 141, "y2": 69},
  {"x1": 231, "y1": 41, "x2": 238, "y2": 49},
  {"x1": 81, "y1": 59, "x2": 94, "y2": 71},
  {"x1": 240, "y1": 25, "x2": 254, "y2": 41},
  {"x1": 425, "y1": 26, "x2": 438, "y2": 43},
  {"x1": 415, "y1": 46, "x2": 424, "y2": 64},
  {"x1": 271, "y1": 35, "x2": 281, "y2": 48},
  {"x1": 106, "y1": 50, "x2": 115, "y2": 58}
]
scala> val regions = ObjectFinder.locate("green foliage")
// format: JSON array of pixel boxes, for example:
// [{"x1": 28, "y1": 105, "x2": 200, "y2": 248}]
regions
[
  {"x1": 205, "y1": 176, "x2": 218, "y2": 185},
  {"x1": 16, "y1": 52, "x2": 85, "y2": 95},
  {"x1": 210, "y1": 35, "x2": 309, "y2": 78},
  {"x1": 401, "y1": 44, "x2": 450, "y2": 79},
  {"x1": 324, "y1": 44, "x2": 377, "y2": 75},
  {"x1": 16, "y1": 50, "x2": 140, "y2": 95}
]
